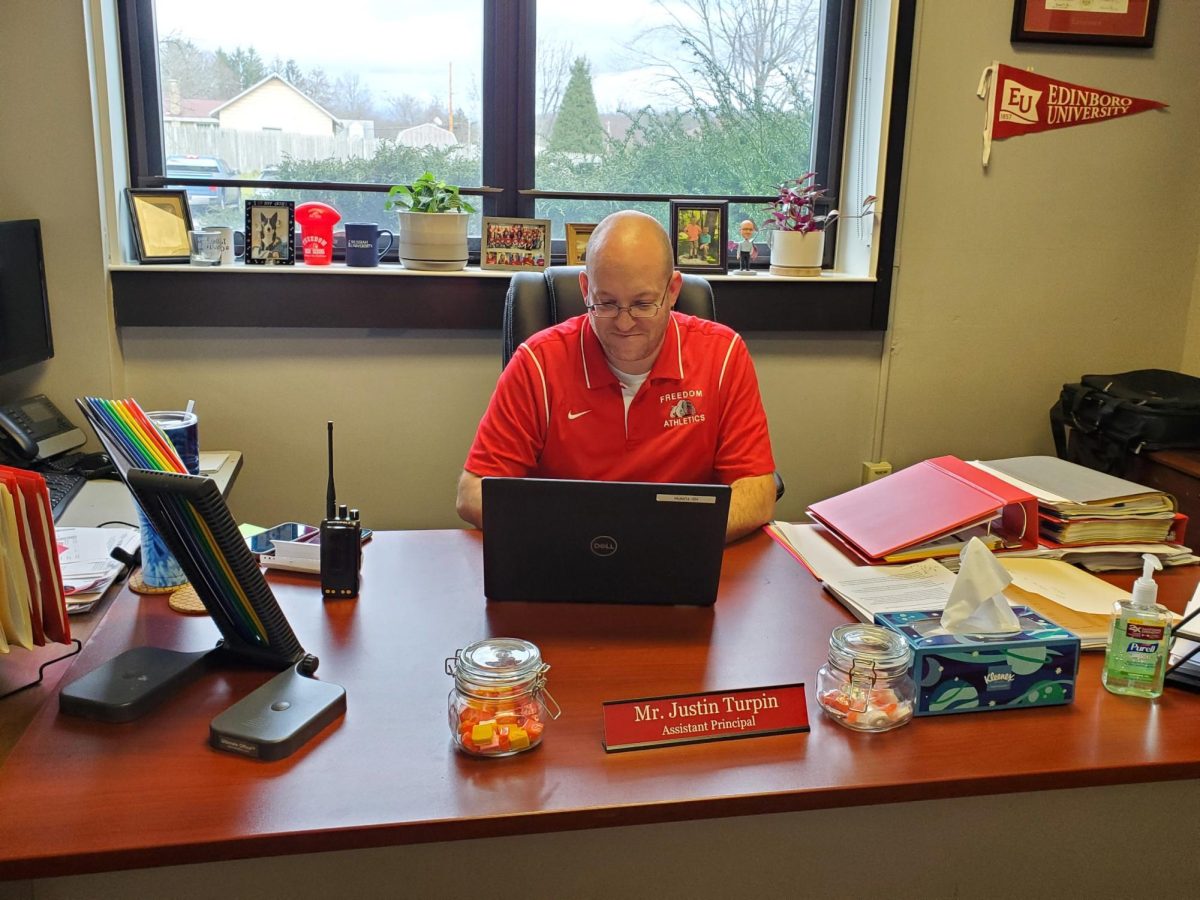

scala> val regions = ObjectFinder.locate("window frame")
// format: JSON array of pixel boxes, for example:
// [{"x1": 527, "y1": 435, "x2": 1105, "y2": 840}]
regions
[{"x1": 113, "y1": 0, "x2": 915, "y2": 333}]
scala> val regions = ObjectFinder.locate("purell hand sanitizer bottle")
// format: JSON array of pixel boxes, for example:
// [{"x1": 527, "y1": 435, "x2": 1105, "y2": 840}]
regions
[{"x1": 1102, "y1": 554, "x2": 1172, "y2": 698}]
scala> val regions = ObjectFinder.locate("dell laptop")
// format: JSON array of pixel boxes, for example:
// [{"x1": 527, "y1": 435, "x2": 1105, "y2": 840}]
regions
[{"x1": 482, "y1": 477, "x2": 731, "y2": 606}]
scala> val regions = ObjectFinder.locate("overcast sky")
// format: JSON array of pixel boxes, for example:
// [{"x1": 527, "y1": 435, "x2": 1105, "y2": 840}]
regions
[{"x1": 155, "y1": 0, "x2": 687, "y2": 114}]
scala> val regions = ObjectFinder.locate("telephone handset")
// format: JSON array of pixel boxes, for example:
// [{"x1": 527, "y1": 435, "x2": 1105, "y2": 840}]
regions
[{"x1": 0, "y1": 394, "x2": 86, "y2": 464}]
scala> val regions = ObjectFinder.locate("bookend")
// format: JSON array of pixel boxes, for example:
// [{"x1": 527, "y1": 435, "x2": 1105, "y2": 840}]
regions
[{"x1": 59, "y1": 469, "x2": 345, "y2": 759}]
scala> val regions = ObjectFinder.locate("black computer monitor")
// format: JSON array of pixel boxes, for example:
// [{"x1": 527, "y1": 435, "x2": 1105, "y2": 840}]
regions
[{"x1": 0, "y1": 220, "x2": 53, "y2": 377}]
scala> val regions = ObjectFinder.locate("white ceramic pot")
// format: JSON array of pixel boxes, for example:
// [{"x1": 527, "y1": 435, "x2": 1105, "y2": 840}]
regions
[
  {"x1": 396, "y1": 210, "x2": 469, "y2": 271},
  {"x1": 767, "y1": 229, "x2": 824, "y2": 276}
]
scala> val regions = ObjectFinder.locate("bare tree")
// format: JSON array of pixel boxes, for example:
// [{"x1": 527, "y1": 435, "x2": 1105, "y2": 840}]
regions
[
  {"x1": 333, "y1": 73, "x2": 374, "y2": 119},
  {"x1": 638, "y1": 0, "x2": 820, "y2": 111},
  {"x1": 537, "y1": 39, "x2": 575, "y2": 139}
]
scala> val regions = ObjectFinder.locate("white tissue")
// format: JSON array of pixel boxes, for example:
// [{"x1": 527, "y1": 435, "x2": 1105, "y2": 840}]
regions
[{"x1": 940, "y1": 536, "x2": 1022, "y2": 634}]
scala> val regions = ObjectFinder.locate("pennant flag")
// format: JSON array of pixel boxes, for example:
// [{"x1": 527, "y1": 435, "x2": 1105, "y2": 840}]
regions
[{"x1": 977, "y1": 62, "x2": 1166, "y2": 166}]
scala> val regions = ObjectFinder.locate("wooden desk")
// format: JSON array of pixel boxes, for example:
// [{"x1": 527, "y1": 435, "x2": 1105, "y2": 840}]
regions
[
  {"x1": 1131, "y1": 448, "x2": 1200, "y2": 526},
  {"x1": 2, "y1": 531, "x2": 1199, "y2": 888}
]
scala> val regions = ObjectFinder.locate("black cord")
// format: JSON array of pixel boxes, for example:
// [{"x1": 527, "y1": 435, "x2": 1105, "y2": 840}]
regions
[
  {"x1": 96, "y1": 520, "x2": 137, "y2": 528},
  {"x1": 0, "y1": 639, "x2": 83, "y2": 701}
]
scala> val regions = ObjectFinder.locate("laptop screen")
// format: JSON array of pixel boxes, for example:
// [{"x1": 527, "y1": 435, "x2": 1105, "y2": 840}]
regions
[{"x1": 482, "y1": 477, "x2": 731, "y2": 606}]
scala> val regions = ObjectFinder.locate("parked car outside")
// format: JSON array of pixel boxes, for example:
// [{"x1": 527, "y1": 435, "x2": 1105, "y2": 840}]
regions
[{"x1": 165, "y1": 156, "x2": 239, "y2": 209}]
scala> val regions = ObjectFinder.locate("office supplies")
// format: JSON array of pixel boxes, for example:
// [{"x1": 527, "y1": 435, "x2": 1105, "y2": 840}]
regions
[
  {"x1": 1165, "y1": 587, "x2": 1200, "y2": 690},
  {"x1": 482, "y1": 477, "x2": 730, "y2": 605},
  {"x1": 972, "y1": 455, "x2": 1178, "y2": 519},
  {"x1": 59, "y1": 470, "x2": 345, "y2": 758},
  {"x1": 0, "y1": 466, "x2": 70, "y2": 646},
  {"x1": 939, "y1": 537, "x2": 1021, "y2": 634},
  {"x1": 320, "y1": 421, "x2": 361, "y2": 599},
  {"x1": 806, "y1": 456, "x2": 1038, "y2": 565},
  {"x1": 57, "y1": 527, "x2": 140, "y2": 615},
  {"x1": 0, "y1": 394, "x2": 86, "y2": 464}
]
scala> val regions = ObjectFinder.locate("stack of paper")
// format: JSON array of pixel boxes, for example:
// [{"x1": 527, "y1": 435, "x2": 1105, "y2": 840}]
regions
[
  {"x1": 972, "y1": 456, "x2": 1185, "y2": 545},
  {"x1": 57, "y1": 527, "x2": 140, "y2": 615},
  {"x1": 768, "y1": 521, "x2": 1120, "y2": 648},
  {"x1": 0, "y1": 466, "x2": 71, "y2": 652}
]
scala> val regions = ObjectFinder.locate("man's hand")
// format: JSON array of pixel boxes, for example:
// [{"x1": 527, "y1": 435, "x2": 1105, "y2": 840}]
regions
[
  {"x1": 726, "y1": 473, "x2": 777, "y2": 542},
  {"x1": 456, "y1": 470, "x2": 484, "y2": 529}
]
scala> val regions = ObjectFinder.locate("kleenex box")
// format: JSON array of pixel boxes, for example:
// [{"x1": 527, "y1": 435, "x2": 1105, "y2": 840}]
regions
[{"x1": 874, "y1": 607, "x2": 1080, "y2": 716}]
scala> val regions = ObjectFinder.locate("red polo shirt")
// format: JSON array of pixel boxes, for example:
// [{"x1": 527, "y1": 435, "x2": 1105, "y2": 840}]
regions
[{"x1": 465, "y1": 312, "x2": 775, "y2": 484}]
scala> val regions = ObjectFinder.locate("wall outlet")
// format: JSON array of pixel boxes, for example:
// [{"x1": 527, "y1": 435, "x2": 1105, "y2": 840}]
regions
[{"x1": 861, "y1": 461, "x2": 893, "y2": 484}]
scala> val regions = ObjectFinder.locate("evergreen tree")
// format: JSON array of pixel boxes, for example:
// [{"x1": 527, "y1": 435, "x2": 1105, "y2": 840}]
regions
[{"x1": 546, "y1": 57, "x2": 605, "y2": 155}]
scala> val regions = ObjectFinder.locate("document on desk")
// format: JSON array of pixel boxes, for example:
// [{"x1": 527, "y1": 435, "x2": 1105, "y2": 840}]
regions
[
  {"x1": 199, "y1": 452, "x2": 229, "y2": 474},
  {"x1": 824, "y1": 559, "x2": 956, "y2": 623},
  {"x1": 57, "y1": 527, "x2": 139, "y2": 614}
]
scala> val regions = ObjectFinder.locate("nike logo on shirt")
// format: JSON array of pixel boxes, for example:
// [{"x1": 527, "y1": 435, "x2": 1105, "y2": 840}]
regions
[{"x1": 567, "y1": 410, "x2": 592, "y2": 420}]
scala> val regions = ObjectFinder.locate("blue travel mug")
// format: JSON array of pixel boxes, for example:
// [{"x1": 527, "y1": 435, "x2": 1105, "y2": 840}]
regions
[
  {"x1": 344, "y1": 223, "x2": 394, "y2": 267},
  {"x1": 136, "y1": 411, "x2": 200, "y2": 588}
]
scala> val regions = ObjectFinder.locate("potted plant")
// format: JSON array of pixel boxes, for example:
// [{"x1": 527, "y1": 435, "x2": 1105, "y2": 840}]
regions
[
  {"x1": 761, "y1": 172, "x2": 874, "y2": 276},
  {"x1": 385, "y1": 171, "x2": 476, "y2": 271}
]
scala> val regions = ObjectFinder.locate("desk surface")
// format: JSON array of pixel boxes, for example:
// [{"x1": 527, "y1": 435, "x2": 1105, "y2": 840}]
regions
[
  {"x1": 2, "y1": 530, "x2": 1200, "y2": 879},
  {"x1": 55, "y1": 451, "x2": 243, "y2": 527}
]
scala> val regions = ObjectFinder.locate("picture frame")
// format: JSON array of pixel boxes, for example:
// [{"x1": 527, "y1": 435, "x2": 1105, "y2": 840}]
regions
[
  {"x1": 481, "y1": 216, "x2": 551, "y2": 271},
  {"x1": 565, "y1": 222, "x2": 597, "y2": 266},
  {"x1": 1011, "y1": 0, "x2": 1158, "y2": 47},
  {"x1": 245, "y1": 200, "x2": 296, "y2": 266},
  {"x1": 669, "y1": 200, "x2": 728, "y2": 275},
  {"x1": 125, "y1": 188, "x2": 193, "y2": 263}
]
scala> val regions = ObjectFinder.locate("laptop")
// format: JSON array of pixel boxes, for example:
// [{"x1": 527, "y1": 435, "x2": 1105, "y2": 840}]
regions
[{"x1": 482, "y1": 477, "x2": 731, "y2": 606}]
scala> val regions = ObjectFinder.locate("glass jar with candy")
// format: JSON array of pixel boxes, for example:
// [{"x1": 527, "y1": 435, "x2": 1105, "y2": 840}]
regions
[
  {"x1": 816, "y1": 623, "x2": 915, "y2": 732},
  {"x1": 446, "y1": 637, "x2": 560, "y2": 757}
]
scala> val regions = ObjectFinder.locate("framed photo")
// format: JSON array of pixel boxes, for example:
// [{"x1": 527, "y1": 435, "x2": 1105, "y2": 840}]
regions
[
  {"x1": 481, "y1": 216, "x2": 550, "y2": 271},
  {"x1": 245, "y1": 200, "x2": 296, "y2": 266},
  {"x1": 565, "y1": 222, "x2": 597, "y2": 266},
  {"x1": 1011, "y1": 0, "x2": 1158, "y2": 47},
  {"x1": 669, "y1": 200, "x2": 728, "y2": 275},
  {"x1": 125, "y1": 188, "x2": 193, "y2": 263}
]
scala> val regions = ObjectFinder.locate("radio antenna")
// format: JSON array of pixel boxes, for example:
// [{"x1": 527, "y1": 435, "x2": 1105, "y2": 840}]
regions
[{"x1": 325, "y1": 420, "x2": 336, "y2": 521}]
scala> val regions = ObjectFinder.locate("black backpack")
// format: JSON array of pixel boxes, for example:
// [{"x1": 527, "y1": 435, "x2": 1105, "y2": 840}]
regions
[{"x1": 1050, "y1": 369, "x2": 1200, "y2": 475}]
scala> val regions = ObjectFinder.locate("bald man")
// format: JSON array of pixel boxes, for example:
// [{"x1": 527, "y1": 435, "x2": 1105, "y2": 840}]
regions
[{"x1": 456, "y1": 210, "x2": 776, "y2": 542}]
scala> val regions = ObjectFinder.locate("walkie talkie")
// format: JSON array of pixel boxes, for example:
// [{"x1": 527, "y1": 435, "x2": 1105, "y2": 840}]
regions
[{"x1": 321, "y1": 421, "x2": 361, "y2": 599}]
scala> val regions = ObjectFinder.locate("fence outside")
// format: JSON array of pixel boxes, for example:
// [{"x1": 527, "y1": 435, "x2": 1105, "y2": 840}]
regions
[{"x1": 165, "y1": 122, "x2": 377, "y2": 174}]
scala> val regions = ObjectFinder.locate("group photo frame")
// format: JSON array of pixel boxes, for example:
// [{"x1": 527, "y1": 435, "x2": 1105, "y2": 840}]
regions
[
  {"x1": 126, "y1": 188, "x2": 193, "y2": 263},
  {"x1": 670, "y1": 200, "x2": 729, "y2": 275},
  {"x1": 481, "y1": 216, "x2": 551, "y2": 271},
  {"x1": 565, "y1": 222, "x2": 597, "y2": 266},
  {"x1": 245, "y1": 200, "x2": 296, "y2": 265}
]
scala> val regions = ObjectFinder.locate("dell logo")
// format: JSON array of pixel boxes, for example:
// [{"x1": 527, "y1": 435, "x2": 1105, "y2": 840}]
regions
[{"x1": 590, "y1": 536, "x2": 618, "y2": 557}]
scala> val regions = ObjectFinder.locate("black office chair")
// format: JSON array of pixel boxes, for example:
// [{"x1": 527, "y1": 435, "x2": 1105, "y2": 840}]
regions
[{"x1": 501, "y1": 266, "x2": 784, "y2": 500}]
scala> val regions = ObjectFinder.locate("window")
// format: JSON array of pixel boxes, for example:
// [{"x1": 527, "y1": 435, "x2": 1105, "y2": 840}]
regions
[{"x1": 115, "y1": 0, "x2": 914, "y2": 332}]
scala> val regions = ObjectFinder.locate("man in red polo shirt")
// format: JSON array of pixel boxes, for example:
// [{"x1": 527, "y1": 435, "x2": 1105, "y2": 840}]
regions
[{"x1": 456, "y1": 210, "x2": 776, "y2": 541}]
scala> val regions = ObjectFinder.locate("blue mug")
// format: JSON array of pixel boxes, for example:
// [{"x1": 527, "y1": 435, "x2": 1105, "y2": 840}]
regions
[{"x1": 344, "y1": 223, "x2": 394, "y2": 267}]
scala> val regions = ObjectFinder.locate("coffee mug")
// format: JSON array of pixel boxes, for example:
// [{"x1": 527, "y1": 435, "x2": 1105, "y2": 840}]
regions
[
  {"x1": 202, "y1": 226, "x2": 243, "y2": 265},
  {"x1": 188, "y1": 230, "x2": 223, "y2": 266},
  {"x1": 344, "y1": 223, "x2": 394, "y2": 267}
]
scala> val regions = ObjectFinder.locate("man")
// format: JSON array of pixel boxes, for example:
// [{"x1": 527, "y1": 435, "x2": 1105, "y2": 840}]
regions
[{"x1": 456, "y1": 210, "x2": 776, "y2": 541}]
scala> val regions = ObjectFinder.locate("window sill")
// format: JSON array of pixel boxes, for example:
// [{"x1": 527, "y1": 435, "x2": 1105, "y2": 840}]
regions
[{"x1": 110, "y1": 264, "x2": 887, "y2": 332}]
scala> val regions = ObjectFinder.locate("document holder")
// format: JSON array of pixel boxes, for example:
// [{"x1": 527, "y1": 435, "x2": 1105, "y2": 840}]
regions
[{"x1": 59, "y1": 470, "x2": 345, "y2": 758}]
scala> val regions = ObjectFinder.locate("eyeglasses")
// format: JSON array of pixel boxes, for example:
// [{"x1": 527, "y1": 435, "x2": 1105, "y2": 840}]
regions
[{"x1": 585, "y1": 283, "x2": 670, "y2": 319}]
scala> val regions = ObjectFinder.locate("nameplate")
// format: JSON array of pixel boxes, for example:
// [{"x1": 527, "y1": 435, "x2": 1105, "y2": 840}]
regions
[{"x1": 602, "y1": 683, "x2": 809, "y2": 752}]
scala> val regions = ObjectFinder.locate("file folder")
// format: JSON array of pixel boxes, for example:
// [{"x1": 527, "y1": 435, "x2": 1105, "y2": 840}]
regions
[{"x1": 806, "y1": 456, "x2": 1038, "y2": 565}]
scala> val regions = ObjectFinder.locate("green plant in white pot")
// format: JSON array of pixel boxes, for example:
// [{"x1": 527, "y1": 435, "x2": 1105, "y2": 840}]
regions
[
  {"x1": 385, "y1": 171, "x2": 476, "y2": 271},
  {"x1": 761, "y1": 172, "x2": 874, "y2": 277}
]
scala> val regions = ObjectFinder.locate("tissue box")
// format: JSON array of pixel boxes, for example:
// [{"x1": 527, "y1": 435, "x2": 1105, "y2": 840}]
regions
[{"x1": 875, "y1": 607, "x2": 1080, "y2": 717}]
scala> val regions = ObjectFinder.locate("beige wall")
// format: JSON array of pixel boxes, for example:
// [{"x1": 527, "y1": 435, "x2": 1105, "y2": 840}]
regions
[{"x1": 3, "y1": 0, "x2": 1199, "y2": 532}]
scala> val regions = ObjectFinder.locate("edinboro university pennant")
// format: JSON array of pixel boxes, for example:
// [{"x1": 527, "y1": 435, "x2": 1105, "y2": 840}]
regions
[{"x1": 977, "y1": 62, "x2": 1166, "y2": 166}]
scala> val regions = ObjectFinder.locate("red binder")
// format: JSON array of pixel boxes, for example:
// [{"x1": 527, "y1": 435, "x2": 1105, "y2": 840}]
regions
[{"x1": 806, "y1": 455, "x2": 1038, "y2": 564}]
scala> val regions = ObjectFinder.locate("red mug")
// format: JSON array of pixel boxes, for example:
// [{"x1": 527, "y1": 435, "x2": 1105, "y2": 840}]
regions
[{"x1": 296, "y1": 202, "x2": 341, "y2": 266}]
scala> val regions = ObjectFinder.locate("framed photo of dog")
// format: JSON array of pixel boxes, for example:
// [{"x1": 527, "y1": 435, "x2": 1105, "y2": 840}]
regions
[
  {"x1": 245, "y1": 200, "x2": 296, "y2": 265},
  {"x1": 481, "y1": 217, "x2": 550, "y2": 271},
  {"x1": 669, "y1": 200, "x2": 728, "y2": 274}
]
